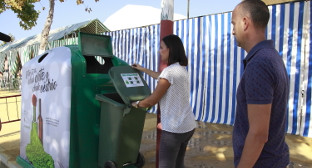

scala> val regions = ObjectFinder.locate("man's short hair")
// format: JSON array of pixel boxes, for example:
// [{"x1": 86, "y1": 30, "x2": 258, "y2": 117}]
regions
[{"x1": 239, "y1": 0, "x2": 270, "y2": 29}]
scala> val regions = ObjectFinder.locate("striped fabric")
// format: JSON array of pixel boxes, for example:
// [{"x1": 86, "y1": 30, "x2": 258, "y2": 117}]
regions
[
  {"x1": 105, "y1": 1, "x2": 312, "y2": 137},
  {"x1": 266, "y1": 1, "x2": 311, "y2": 137},
  {"x1": 174, "y1": 13, "x2": 243, "y2": 126}
]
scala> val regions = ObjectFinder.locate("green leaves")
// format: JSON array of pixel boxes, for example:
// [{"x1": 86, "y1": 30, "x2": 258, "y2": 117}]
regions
[
  {"x1": 0, "y1": 0, "x2": 39, "y2": 30},
  {"x1": 0, "y1": 0, "x2": 100, "y2": 31},
  {"x1": 16, "y1": 3, "x2": 39, "y2": 30}
]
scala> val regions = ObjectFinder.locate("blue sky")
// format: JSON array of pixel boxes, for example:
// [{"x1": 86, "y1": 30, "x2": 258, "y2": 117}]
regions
[{"x1": 0, "y1": 0, "x2": 240, "y2": 41}]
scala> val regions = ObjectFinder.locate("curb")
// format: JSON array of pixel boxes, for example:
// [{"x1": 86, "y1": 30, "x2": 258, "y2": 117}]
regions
[{"x1": 0, "y1": 146, "x2": 21, "y2": 168}]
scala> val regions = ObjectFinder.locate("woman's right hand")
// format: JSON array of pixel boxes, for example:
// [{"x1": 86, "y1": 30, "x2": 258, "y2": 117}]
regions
[
  {"x1": 132, "y1": 63, "x2": 160, "y2": 79},
  {"x1": 132, "y1": 64, "x2": 144, "y2": 71}
]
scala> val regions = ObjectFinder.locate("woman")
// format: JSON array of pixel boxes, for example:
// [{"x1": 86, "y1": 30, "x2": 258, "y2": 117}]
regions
[{"x1": 131, "y1": 34, "x2": 196, "y2": 168}]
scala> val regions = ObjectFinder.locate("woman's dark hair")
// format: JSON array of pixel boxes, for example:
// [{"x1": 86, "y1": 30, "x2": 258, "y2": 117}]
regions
[{"x1": 162, "y1": 34, "x2": 188, "y2": 66}]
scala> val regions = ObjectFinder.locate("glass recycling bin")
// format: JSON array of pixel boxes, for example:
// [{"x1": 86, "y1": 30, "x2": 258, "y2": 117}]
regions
[
  {"x1": 17, "y1": 32, "x2": 133, "y2": 168},
  {"x1": 96, "y1": 66, "x2": 151, "y2": 168}
]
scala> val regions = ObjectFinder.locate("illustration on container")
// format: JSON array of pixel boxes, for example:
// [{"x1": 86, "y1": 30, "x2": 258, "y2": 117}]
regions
[
  {"x1": 26, "y1": 94, "x2": 54, "y2": 168},
  {"x1": 18, "y1": 44, "x2": 74, "y2": 168}
]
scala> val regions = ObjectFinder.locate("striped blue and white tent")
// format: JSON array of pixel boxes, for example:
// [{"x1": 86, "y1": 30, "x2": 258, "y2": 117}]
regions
[{"x1": 105, "y1": 1, "x2": 312, "y2": 138}]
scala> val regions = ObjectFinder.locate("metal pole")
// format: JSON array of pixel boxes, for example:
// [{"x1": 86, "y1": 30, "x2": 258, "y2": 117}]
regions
[{"x1": 187, "y1": 0, "x2": 190, "y2": 19}]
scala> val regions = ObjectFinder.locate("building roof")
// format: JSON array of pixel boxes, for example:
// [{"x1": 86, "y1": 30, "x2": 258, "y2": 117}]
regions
[
  {"x1": 0, "y1": 19, "x2": 109, "y2": 52},
  {"x1": 262, "y1": 0, "x2": 304, "y2": 5}
]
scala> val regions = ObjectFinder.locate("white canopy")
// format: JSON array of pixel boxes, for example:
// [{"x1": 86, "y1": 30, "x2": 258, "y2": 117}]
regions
[{"x1": 104, "y1": 4, "x2": 186, "y2": 31}]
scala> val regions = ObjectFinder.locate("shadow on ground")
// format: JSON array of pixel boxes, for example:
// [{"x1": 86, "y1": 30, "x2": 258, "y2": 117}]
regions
[{"x1": 140, "y1": 113, "x2": 312, "y2": 168}]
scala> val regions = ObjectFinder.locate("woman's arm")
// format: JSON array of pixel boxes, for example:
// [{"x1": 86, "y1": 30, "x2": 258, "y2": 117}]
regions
[
  {"x1": 132, "y1": 78, "x2": 170, "y2": 108},
  {"x1": 132, "y1": 64, "x2": 161, "y2": 79}
]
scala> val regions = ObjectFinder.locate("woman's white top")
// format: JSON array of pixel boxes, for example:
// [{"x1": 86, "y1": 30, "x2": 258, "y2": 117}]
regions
[{"x1": 158, "y1": 62, "x2": 197, "y2": 133}]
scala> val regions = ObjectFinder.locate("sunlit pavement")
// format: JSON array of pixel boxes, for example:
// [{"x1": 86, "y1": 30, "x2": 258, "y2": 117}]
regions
[
  {"x1": 0, "y1": 113, "x2": 311, "y2": 168},
  {"x1": 140, "y1": 113, "x2": 312, "y2": 168}
]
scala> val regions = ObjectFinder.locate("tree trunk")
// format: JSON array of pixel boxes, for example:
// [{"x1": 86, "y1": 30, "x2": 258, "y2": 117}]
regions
[{"x1": 39, "y1": 0, "x2": 55, "y2": 54}]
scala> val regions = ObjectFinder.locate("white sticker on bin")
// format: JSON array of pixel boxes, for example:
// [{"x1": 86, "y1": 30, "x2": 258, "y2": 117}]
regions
[{"x1": 120, "y1": 73, "x2": 144, "y2": 87}]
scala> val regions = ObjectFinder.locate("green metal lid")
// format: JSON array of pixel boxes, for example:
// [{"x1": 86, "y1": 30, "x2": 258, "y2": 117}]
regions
[
  {"x1": 108, "y1": 66, "x2": 151, "y2": 105},
  {"x1": 78, "y1": 32, "x2": 114, "y2": 57}
]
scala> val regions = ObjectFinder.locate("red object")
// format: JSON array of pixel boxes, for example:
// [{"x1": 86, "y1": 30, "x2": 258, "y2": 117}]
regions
[
  {"x1": 159, "y1": 20, "x2": 174, "y2": 72},
  {"x1": 157, "y1": 19, "x2": 173, "y2": 168},
  {"x1": 32, "y1": 94, "x2": 37, "y2": 107}
]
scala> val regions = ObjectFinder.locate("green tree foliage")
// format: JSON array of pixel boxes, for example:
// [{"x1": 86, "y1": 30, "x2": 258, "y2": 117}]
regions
[{"x1": 0, "y1": 0, "x2": 40, "y2": 30}]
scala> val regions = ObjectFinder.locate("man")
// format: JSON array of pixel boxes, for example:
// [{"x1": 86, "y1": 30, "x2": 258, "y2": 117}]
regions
[
  {"x1": 231, "y1": 0, "x2": 290, "y2": 167},
  {"x1": 4, "y1": 56, "x2": 9, "y2": 83}
]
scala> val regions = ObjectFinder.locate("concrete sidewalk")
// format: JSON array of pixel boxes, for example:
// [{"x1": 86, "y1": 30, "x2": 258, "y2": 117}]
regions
[
  {"x1": 0, "y1": 121, "x2": 21, "y2": 168},
  {"x1": 0, "y1": 113, "x2": 312, "y2": 168}
]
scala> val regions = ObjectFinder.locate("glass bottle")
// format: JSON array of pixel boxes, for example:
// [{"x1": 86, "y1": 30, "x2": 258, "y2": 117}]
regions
[
  {"x1": 38, "y1": 98, "x2": 43, "y2": 145},
  {"x1": 32, "y1": 94, "x2": 37, "y2": 122}
]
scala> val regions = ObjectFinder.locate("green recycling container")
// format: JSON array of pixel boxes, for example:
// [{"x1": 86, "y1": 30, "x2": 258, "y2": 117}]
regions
[
  {"x1": 96, "y1": 66, "x2": 151, "y2": 168},
  {"x1": 17, "y1": 32, "x2": 130, "y2": 168}
]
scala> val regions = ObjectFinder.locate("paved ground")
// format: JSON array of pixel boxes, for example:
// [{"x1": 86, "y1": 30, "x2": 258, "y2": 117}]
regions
[
  {"x1": 0, "y1": 90, "x2": 312, "y2": 167},
  {"x1": 0, "y1": 114, "x2": 312, "y2": 168},
  {"x1": 140, "y1": 114, "x2": 312, "y2": 168}
]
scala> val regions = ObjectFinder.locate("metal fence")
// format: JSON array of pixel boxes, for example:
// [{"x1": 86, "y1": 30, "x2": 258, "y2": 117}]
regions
[{"x1": 0, "y1": 94, "x2": 21, "y2": 131}]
